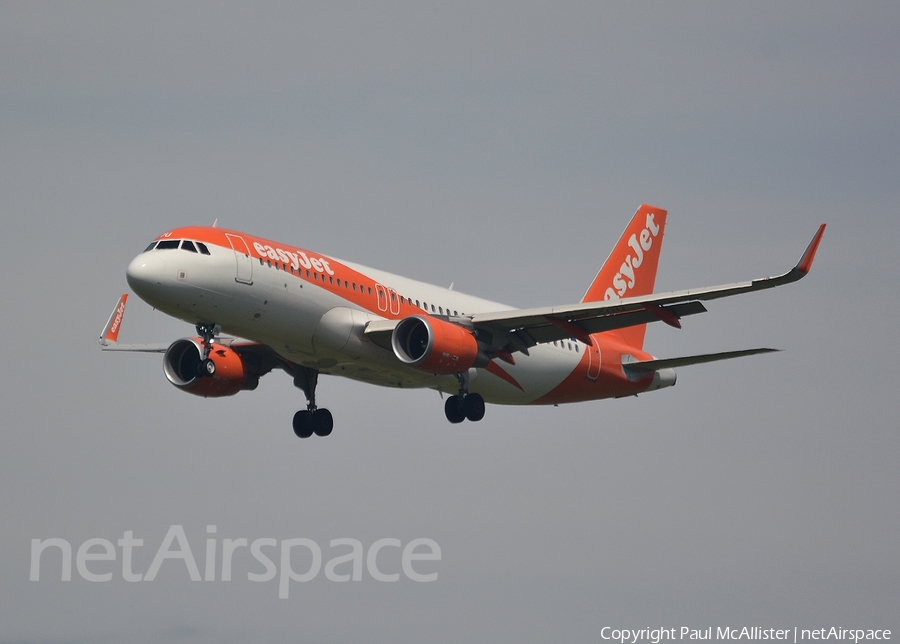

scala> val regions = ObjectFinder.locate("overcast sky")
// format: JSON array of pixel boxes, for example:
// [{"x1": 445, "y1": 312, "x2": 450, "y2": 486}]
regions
[{"x1": 1, "y1": 3, "x2": 898, "y2": 643}]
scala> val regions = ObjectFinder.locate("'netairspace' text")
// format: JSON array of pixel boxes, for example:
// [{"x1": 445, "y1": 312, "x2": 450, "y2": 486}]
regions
[{"x1": 30, "y1": 525, "x2": 441, "y2": 599}]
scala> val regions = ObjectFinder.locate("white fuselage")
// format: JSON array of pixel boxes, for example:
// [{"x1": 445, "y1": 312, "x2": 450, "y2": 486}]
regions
[{"x1": 125, "y1": 227, "x2": 652, "y2": 406}]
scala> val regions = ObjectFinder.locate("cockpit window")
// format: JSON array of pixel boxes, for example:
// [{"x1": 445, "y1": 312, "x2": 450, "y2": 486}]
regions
[
  {"x1": 144, "y1": 241, "x2": 157, "y2": 252},
  {"x1": 156, "y1": 239, "x2": 180, "y2": 250},
  {"x1": 196, "y1": 242, "x2": 211, "y2": 255},
  {"x1": 181, "y1": 240, "x2": 198, "y2": 253}
]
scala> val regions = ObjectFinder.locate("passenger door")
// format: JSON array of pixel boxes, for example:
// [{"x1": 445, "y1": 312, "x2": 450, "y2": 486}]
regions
[{"x1": 225, "y1": 234, "x2": 253, "y2": 285}]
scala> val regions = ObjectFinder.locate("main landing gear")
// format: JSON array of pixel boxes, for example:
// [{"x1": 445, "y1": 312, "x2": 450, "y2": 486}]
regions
[
  {"x1": 444, "y1": 373, "x2": 485, "y2": 424},
  {"x1": 291, "y1": 366, "x2": 333, "y2": 438},
  {"x1": 195, "y1": 323, "x2": 220, "y2": 377}
]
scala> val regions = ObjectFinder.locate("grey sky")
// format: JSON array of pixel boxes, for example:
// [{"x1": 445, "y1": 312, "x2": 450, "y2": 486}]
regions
[{"x1": 1, "y1": 3, "x2": 898, "y2": 642}]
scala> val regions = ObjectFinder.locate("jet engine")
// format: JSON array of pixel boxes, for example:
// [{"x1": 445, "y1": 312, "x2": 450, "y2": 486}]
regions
[
  {"x1": 163, "y1": 338, "x2": 253, "y2": 397},
  {"x1": 391, "y1": 315, "x2": 487, "y2": 375}
]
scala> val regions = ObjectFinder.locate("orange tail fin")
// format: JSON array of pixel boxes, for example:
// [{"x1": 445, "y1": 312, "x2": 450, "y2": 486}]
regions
[{"x1": 581, "y1": 204, "x2": 668, "y2": 350}]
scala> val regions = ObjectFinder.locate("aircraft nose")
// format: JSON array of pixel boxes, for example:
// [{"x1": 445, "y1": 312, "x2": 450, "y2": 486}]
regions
[{"x1": 126, "y1": 253, "x2": 165, "y2": 299}]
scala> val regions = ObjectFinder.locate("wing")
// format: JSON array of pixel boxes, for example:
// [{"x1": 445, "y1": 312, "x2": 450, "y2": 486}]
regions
[
  {"x1": 365, "y1": 224, "x2": 825, "y2": 355},
  {"x1": 98, "y1": 293, "x2": 285, "y2": 378},
  {"x1": 473, "y1": 224, "x2": 824, "y2": 353}
]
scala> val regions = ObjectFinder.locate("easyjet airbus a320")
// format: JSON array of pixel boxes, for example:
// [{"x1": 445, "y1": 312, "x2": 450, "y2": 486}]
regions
[{"x1": 101, "y1": 205, "x2": 825, "y2": 438}]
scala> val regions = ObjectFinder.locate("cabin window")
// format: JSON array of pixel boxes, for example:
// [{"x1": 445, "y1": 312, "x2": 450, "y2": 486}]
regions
[
  {"x1": 337, "y1": 279, "x2": 342, "y2": 287},
  {"x1": 181, "y1": 240, "x2": 198, "y2": 253},
  {"x1": 439, "y1": 306, "x2": 443, "y2": 315},
  {"x1": 196, "y1": 242, "x2": 211, "y2": 255},
  {"x1": 368, "y1": 287, "x2": 372, "y2": 295},
  {"x1": 156, "y1": 239, "x2": 179, "y2": 250}
]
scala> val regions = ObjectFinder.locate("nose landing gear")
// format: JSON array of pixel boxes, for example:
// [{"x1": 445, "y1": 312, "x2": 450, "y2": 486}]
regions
[{"x1": 195, "y1": 323, "x2": 221, "y2": 377}]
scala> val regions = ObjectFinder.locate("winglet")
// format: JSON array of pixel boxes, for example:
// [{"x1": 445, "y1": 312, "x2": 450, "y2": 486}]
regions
[
  {"x1": 100, "y1": 294, "x2": 128, "y2": 346},
  {"x1": 795, "y1": 224, "x2": 826, "y2": 275}
]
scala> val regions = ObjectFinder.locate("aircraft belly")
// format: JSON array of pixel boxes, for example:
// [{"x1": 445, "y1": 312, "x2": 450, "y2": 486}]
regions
[
  {"x1": 470, "y1": 345, "x2": 583, "y2": 405},
  {"x1": 320, "y1": 360, "x2": 448, "y2": 390}
]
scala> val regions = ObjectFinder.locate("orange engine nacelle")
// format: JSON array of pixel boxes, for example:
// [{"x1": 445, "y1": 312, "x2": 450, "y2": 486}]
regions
[
  {"x1": 391, "y1": 315, "x2": 485, "y2": 375},
  {"x1": 163, "y1": 338, "x2": 250, "y2": 398}
]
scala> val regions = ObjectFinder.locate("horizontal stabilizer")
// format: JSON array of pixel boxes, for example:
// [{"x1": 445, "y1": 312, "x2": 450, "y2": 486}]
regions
[{"x1": 623, "y1": 348, "x2": 779, "y2": 373}]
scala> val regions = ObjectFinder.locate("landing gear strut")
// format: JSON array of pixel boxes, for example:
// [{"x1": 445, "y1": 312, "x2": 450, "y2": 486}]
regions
[
  {"x1": 195, "y1": 323, "x2": 220, "y2": 377},
  {"x1": 291, "y1": 366, "x2": 333, "y2": 438},
  {"x1": 444, "y1": 372, "x2": 485, "y2": 424}
]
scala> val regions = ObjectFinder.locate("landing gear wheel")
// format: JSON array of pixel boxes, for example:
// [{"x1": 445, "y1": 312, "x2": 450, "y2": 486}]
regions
[
  {"x1": 292, "y1": 410, "x2": 314, "y2": 438},
  {"x1": 444, "y1": 395, "x2": 466, "y2": 424},
  {"x1": 291, "y1": 367, "x2": 334, "y2": 438},
  {"x1": 464, "y1": 393, "x2": 485, "y2": 422},
  {"x1": 197, "y1": 358, "x2": 216, "y2": 377},
  {"x1": 312, "y1": 409, "x2": 333, "y2": 437}
]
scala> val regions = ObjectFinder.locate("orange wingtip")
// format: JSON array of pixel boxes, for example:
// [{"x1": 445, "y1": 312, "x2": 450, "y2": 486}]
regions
[{"x1": 796, "y1": 224, "x2": 826, "y2": 274}]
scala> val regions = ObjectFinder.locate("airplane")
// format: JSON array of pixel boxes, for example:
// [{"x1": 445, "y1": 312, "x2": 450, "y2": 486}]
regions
[{"x1": 100, "y1": 205, "x2": 825, "y2": 438}]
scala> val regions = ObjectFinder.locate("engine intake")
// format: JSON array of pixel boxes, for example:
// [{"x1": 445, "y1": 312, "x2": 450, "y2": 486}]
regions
[
  {"x1": 391, "y1": 315, "x2": 485, "y2": 375},
  {"x1": 163, "y1": 338, "x2": 250, "y2": 397}
]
